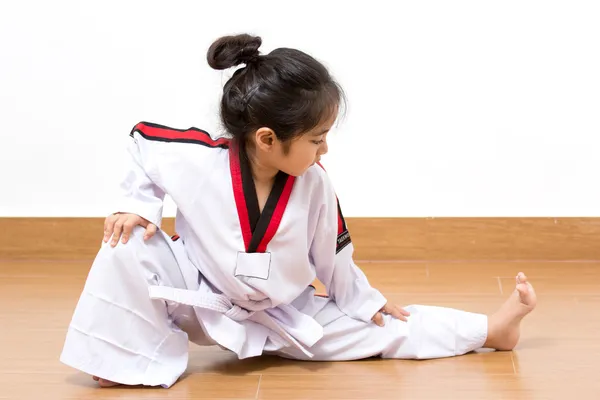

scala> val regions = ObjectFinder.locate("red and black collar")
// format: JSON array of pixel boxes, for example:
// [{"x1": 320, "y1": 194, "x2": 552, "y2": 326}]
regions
[{"x1": 229, "y1": 143, "x2": 296, "y2": 253}]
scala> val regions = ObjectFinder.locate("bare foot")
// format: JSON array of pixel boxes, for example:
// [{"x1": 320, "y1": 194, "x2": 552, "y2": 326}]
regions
[
  {"x1": 485, "y1": 272, "x2": 537, "y2": 350},
  {"x1": 92, "y1": 375, "x2": 121, "y2": 388}
]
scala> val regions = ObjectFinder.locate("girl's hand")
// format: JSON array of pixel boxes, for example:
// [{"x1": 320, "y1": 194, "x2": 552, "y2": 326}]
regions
[
  {"x1": 103, "y1": 212, "x2": 157, "y2": 246},
  {"x1": 372, "y1": 302, "x2": 410, "y2": 327}
]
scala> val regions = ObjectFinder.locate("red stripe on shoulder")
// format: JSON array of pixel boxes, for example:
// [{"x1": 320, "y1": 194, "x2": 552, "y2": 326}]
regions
[{"x1": 131, "y1": 121, "x2": 230, "y2": 149}]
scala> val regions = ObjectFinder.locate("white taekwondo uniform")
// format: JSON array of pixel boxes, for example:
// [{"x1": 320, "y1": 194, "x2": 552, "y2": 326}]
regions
[{"x1": 60, "y1": 122, "x2": 488, "y2": 387}]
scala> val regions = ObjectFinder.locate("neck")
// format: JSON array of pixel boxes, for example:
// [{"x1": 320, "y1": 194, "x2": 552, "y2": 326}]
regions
[{"x1": 247, "y1": 147, "x2": 278, "y2": 185}]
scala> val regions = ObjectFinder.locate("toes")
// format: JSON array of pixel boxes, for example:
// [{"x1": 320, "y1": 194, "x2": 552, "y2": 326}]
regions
[
  {"x1": 92, "y1": 375, "x2": 120, "y2": 387},
  {"x1": 516, "y1": 272, "x2": 528, "y2": 284},
  {"x1": 526, "y1": 281, "x2": 535, "y2": 293},
  {"x1": 516, "y1": 283, "x2": 529, "y2": 295},
  {"x1": 98, "y1": 379, "x2": 120, "y2": 388}
]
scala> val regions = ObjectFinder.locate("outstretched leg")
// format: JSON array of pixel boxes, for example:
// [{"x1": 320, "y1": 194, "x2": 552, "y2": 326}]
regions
[{"x1": 273, "y1": 272, "x2": 536, "y2": 361}]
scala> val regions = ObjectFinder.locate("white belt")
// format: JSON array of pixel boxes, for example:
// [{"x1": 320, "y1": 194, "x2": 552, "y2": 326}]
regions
[
  {"x1": 148, "y1": 285, "x2": 254, "y2": 322},
  {"x1": 148, "y1": 285, "x2": 318, "y2": 358}
]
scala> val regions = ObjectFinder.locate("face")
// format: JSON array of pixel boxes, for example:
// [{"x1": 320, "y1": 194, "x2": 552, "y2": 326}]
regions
[{"x1": 252, "y1": 111, "x2": 335, "y2": 177}]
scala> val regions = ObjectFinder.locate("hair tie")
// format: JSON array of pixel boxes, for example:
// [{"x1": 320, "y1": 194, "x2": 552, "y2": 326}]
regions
[{"x1": 239, "y1": 48, "x2": 260, "y2": 65}]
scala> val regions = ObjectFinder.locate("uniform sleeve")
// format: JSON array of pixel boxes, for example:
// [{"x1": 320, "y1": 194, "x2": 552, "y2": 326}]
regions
[
  {"x1": 113, "y1": 131, "x2": 166, "y2": 228},
  {"x1": 310, "y1": 172, "x2": 387, "y2": 323}
]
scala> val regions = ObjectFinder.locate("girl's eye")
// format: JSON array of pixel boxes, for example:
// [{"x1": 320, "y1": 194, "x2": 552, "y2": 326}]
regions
[{"x1": 312, "y1": 140, "x2": 324, "y2": 145}]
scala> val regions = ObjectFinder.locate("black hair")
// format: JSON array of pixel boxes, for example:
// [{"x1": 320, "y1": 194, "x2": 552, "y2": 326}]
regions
[{"x1": 206, "y1": 34, "x2": 345, "y2": 153}]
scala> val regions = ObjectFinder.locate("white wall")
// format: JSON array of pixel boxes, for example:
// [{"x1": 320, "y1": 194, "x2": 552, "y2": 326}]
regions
[{"x1": 1, "y1": 0, "x2": 599, "y2": 217}]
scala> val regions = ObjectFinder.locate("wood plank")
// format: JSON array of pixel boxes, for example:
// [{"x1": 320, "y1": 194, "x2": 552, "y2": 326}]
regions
[
  {"x1": 2, "y1": 260, "x2": 600, "y2": 398},
  {"x1": 2, "y1": 217, "x2": 600, "y2": 260},
  {"x1": 0, "y1": 372, "x2": 260, "y2": 400},
  {"x1": 257, "y1": 372, "x2": 600, "y2": 400}
]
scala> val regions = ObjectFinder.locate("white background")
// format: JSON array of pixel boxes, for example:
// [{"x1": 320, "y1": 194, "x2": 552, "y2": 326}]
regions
[{"x1": 1, "y1": 0, "x2": 599, "y2": 217}]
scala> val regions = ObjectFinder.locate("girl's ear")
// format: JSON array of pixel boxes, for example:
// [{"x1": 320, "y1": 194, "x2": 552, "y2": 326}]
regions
[{"x1": 254, "y1": 127, "x2": 277, "y2": 151}]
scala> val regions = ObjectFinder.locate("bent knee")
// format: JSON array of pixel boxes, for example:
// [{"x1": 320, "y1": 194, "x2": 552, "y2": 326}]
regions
[
  {"x1": 102, "y1": 226, "x2": 160, "y2": 255},
  {"x1": 99, "y1": 226, "x2": 185, "y2": 284},
  {"x1": 95, "y1": 226, "x2": 167, "y2": 275}
]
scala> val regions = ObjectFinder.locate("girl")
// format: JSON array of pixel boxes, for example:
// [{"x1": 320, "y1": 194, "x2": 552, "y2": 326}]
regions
[{"x1": 60, "y1": 34, "x2": 536, "y2": 388}]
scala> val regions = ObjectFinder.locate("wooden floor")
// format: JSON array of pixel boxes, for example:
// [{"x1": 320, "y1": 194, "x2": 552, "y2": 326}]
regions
[{"x1": 1, "y1": 259, "x2": 599, "y2": 399}]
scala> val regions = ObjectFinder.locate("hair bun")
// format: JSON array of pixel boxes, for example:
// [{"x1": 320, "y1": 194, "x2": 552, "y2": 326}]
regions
[{"x1": 207, "y1": 34, "x2": 262, "y2": 70}]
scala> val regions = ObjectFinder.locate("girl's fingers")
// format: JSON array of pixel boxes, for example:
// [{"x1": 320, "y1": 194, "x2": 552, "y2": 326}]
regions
[
  {"x1": 120, "y1": 221, "x2": 135, "y2": 244},
  {"x1": 144, "y1": 224, "x2": 157, "y2": 240},
  {"x1": 111, "y1": 219, "x2": 124, "y2": 247},
  {"x1": 383, "y1": 304, "x2": 410, "y2": 322},
  {"x1": 104, "y1": 215, "x2": 117, "y2": 243},
  {"x1": 372, "y1": 312, "x2": 385, "y2": 327}
]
